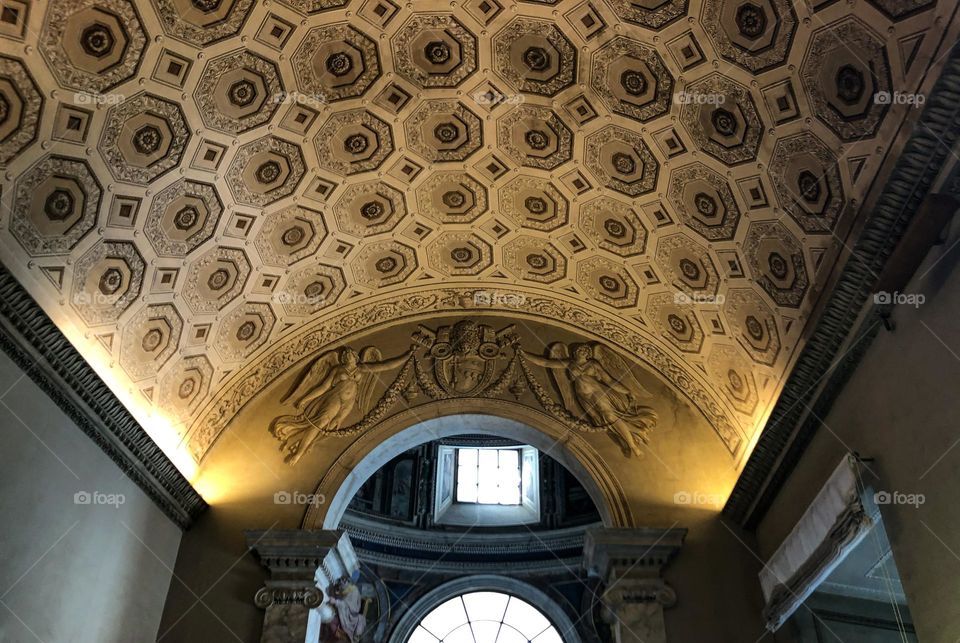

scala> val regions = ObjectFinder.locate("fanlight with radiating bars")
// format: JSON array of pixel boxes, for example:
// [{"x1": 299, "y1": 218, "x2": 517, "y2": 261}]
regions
[{"x1": 407, "y1": 591, "x2": 564, "y2": 643}]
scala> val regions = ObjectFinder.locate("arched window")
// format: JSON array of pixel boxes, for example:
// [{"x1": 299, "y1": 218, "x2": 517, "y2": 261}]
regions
[{"x1": 407, "y1": 592, "x2": 563, "y2": 643}]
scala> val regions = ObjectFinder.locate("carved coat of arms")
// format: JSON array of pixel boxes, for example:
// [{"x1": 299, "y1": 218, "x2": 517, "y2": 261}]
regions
[{"x1": 412, "y1": 320, "x2": 516, "y2": 396}]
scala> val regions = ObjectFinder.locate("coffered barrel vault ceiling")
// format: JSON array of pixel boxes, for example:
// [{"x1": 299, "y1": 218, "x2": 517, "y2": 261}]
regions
[{"x1": 0, "y1": 0, "x2": 952, "y2": 474}]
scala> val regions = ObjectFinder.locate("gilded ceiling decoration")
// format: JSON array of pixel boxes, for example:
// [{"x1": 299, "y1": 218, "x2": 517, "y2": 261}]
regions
[{"x1": 0, "y1": 0, "x2": 951, "y2": 472}]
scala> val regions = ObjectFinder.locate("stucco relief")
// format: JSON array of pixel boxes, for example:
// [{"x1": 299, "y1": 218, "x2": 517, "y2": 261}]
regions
[
  {"x1": 266, "y1": 320, "x2": 666, "y2": 463},
  {"x1": 190, "y1": 288, "x2": 745, "y2": 463}
]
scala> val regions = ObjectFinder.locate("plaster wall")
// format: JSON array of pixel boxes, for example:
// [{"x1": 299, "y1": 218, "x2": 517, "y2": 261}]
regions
[
  {"x1": 756, "y1": 231, "x2": 960, "y2": 642},
  {"x1": 0, "y1": 350, "x2": 182, "y2": 643}
]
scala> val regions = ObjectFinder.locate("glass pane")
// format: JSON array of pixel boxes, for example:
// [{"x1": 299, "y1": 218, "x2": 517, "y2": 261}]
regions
[
  {"x1": 421, "y1": 596, "x2": 469, "y2": 638},
  {"x1": 410, "y1": 627, "x2": 440, "y2": 643},
  {"x1": 458, "y1": 464, "x2": 477, "y2": 488},
  {"x1": 495, "y1": 623, "x2": 528, "y2": 643},
  {"x1": 458, "y1": 448, "x2": 477, "y2": 468},
  {"x1": 478, "y1": 449, "x2": 497, "y2": 471},
  {"x1": 456, "y1": 482, "x2": 477, "y2": 503},
  {"x1": 462, "y1": 592, "x2": 509, "y2": 622},
  {"x1": 469, "y1": 620, "x2": 502, "y2": 643},
  {"x1": 503, "y1": 598, "x2": 550, "y2": 639},
  {"x1": 477, "y1": 473, "x2": 500, "y2": 504},
  {"x1": 444, "y1": 623, "x2": 475, "y2": 643},
  {"x1": 498, "y1": 450, "x2": 521, "y2": 505}
]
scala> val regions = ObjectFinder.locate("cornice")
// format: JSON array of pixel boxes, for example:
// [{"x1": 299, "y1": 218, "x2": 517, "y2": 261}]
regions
[
  {"x1": 341, "y1": 514, "x2": 597, "y2": 574},
  {"x1": 0, "y1": 262, "x2": 206, "y2": 529},
  {"x1": 724, "y1": 44, "x2": 960, "y2": 528}
]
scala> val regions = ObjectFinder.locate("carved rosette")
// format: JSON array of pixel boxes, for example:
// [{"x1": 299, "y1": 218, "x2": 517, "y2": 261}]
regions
[{"x1": 39, "y1": 0, "x2": 147, "y2": 93}]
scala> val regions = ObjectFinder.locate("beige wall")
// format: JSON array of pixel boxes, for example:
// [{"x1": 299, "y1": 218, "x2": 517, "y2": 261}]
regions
[
  {"x1": 0, "y1": 351, "x2": 182, "y2": 643},
  {"x1": 757, "y1": 234, "x2": 960, "y2": 642}
]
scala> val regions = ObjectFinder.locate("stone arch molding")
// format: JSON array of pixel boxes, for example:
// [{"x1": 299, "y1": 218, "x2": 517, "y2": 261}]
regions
[
  {"x1": 188, "y1": 285, "x2": 746, "y2": 463},
  {"x1": 302, "y1": 410, "x2": 631, "y2": 529}
]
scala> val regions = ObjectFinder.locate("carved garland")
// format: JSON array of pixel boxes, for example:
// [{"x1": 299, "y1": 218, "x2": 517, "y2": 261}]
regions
[
  {"x1": 301, "y1": 351, "x2": 606, "y2": 439},
  {"x1": 269, "y1": 321, "x2": 672, "y2": 464}
]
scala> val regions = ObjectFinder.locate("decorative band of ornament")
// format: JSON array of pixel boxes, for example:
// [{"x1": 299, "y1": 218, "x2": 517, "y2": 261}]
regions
[
  {"x1": 269, "y1": 320, "x2": 661, "y2": 465},
  {"x1": 724, "y1": 45, "x2": 960, "y2": 528},
  {"x1": 255, "y1": 555, "x2": 330, "y2": 571},
  {"x1": 0, "y1": 262, "x2": 206, "y2": 529},
  {"x1": 353, "y1": 549, "x2": 585, "y2": 575},
  {"x1": 188, "y1": 289, "x2": 743, "y2": 462},
  {"x1": 253, "y1": 586, "x2": 323, "y2": 609}
]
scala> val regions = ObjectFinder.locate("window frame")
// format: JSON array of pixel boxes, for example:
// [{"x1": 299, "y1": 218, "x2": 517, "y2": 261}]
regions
[
  {"x1": 407, "y1": 590, "x2": 563, "y2": 643},
  {"x1": 433, "y1": 444, "x2": 540, "y2": 526},
  {"x1": 453, "y1": 446, "x2": 523, "y2": 507}
]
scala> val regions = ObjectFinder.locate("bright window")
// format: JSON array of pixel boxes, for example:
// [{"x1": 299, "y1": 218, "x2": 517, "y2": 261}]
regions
[
  {"x1": 456, "y1": 448, "x2": 521, "y2": 505},
  {"x1": 433, "y1": 444, "x2": 540, "y2": 525},
  {"x1": 407, "y1": 592, "x2": 563, "y2": 643}
]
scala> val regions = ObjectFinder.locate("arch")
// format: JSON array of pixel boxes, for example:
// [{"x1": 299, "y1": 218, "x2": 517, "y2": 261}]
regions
[
  {"x1": 388, "y1": 575, "x2": 584, "y2": 643},
  {"x1": 301, "y1": 402, "x2": 633, "y2": 529}
]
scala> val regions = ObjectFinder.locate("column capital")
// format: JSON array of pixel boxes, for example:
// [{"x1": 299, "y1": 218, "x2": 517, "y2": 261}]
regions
[
  {"x1": 583, "y1": 528, "x2": 686, "y2": 643},
  {"x1": 583, "y1": 527, "x2": 686, "y2": 581},
  {"x1": 253, "y1": 586, "x2": 324, "y2": 609},
  {"x1": 245, "y1": 529, "x2": 344, "y2": 583},
  {"x1": 245, "y1": 530, "x2": 360, "y2": 643}
]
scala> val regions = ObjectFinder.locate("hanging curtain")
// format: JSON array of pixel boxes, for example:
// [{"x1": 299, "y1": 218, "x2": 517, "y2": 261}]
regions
[{"x1": 759, "y1": 454, "x2": 872, "y2": 631}]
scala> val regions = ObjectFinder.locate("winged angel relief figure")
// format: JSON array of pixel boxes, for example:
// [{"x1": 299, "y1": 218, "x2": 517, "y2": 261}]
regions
[
  {"x1": 521, "y1": 343, "x2": 658, "y2": 457},
  {"x1": 270, "y1": 346, "x2": 413, "y2": 464}
]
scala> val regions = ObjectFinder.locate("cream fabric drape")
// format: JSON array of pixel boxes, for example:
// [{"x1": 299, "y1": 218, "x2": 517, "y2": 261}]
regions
[{"x1": 759, "y1": 454, "x2": 872, "y2": 630}]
